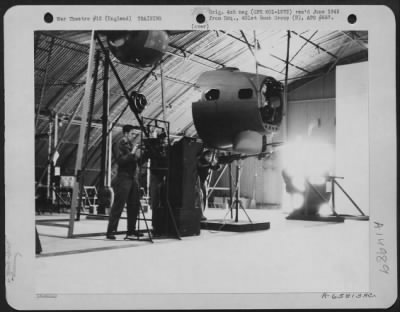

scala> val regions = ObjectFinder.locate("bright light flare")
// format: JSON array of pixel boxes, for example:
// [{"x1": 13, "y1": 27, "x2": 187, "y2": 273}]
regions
[{"x1": 281, "y1": 138, "x2": 334, "y2": 179}]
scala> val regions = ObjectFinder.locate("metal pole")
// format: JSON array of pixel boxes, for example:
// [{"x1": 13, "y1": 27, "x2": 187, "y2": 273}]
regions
[
  {"x1": 46, "y1": 117, "x2": 53, "y2": 200},
  {"x1": 160, "y1": 61, "x2": 167, "y2": 121},
  {"x1": 229, "y1": 162, "x2": 233, "y2": 218},
  {"x1": 146, "y1": 159, "x2": 151, "y2": 199},
  {"x1": 253, "y1": 30, "x2": 261, "y2": 107},
  {"x1": 54, "y1": 113, "x2": 59, "y2": 148},
  {"x1": 78, "y1": 50, "x2": 101, "y2": 219},
  {"x1": 107, "y1": 131, "x2": 112, "y2": 187},
  {"x1": 334, "y1": 180, "x2": 366, "y2": 216},
  {"x1": 283, "y1": 30, "x2": 291, "y2": 143},
  {"x1": 331, "y1": 179, "x2": 337, "y2": 215},
  {"x1": 68, "y1": 30, "x2": 96, "y2": 237},
  {"x1": 101, "y1": 50, "x2": 110, "y2": 188},
  {"x1": 235, "y1": 161, "x2": 241, "y2": 222},
  {"x1": 53, "y1": 113, "x2": 59, "y2": 204}
]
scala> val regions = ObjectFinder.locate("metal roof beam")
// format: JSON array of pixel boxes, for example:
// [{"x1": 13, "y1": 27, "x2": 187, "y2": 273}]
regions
[
  {"x1": 168, "y1": 43, "x2": 224, "y2": 68},
  {"x1": 49, "y1": 65, "x2": 89, "y2": 111},
  {"x1": 219, "y1": 30, "x2": 256, "y2": 48},
  {"x1": 221, "y1": 30, "x2": 302, "y2": 76},
  {"x1": 164, "y1": 51, "x2": 215, "y2": 69},
  {"x1": 280, "y1": 30, "x2": 318, "y2": 73},
  {"x1": 340, "y1": 31, "x2": 368, "y2": 50},
  {"x1": 37, "y1": 31, "x2": 90, "y2": 53},
  {"x1": 291, "y1": 30, "x2": 338, "y2": 59},
  {"x1": 257, "y1": 63, "x2": 286, "y2": 76},
  {"x1": 270, "y1": 54, "x2": 310, "y2": 74},
  {"x1": 113, "y1": 61, "x2": 197, "y2": 88},
  {"x1": 37, "y1": 113, "x2": 125, "y2": 131}
]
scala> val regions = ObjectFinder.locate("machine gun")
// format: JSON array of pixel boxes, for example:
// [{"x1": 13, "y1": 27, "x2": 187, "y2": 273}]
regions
[{"x1": 217, "y1": 142, "x2": 282, "y2": 164}]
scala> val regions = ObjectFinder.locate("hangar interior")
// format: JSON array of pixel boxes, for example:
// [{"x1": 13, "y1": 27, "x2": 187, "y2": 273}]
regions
[{"x1": 34, "y1": 30, "x2": 370, "y2": 294}]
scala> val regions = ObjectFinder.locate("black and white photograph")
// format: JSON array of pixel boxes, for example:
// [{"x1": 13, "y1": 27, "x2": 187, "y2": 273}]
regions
[{"x1": 4, "y1": 5, "x2": 397, "y2": 310}]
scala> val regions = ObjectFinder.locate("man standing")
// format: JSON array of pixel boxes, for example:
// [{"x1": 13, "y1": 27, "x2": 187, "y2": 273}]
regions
[{"x1": 106, "y1": 125, "x2": 143, "y2": 240}]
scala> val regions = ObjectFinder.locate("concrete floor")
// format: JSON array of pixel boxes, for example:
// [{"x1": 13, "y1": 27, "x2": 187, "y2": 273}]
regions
[{"x1": 35, "y1": 207, "x2": 369, "y2": 296}]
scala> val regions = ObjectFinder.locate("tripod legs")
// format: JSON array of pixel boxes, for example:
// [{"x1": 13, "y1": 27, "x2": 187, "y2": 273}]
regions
[
  {"x1": 222, "y1": 160, "x2": 253, "y2": 224},
  {"x1": 138, "y1": 203, "x2": 153, "y2": 243}
]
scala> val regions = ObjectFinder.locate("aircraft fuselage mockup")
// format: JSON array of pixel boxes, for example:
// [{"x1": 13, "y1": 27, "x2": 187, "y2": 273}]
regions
[{"x1": 192, "y1": 67, "x2": 284, "y2": 154}]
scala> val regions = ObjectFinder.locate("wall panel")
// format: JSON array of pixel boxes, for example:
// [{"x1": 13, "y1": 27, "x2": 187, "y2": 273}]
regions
[{"x1": 335, "y1": 62, "x2": 369, "y2": 215}]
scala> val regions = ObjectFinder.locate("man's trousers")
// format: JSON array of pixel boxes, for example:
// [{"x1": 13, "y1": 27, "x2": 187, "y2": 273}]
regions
[{"x1": 107, "y1": 174, "x2": 141, "y2": 235}]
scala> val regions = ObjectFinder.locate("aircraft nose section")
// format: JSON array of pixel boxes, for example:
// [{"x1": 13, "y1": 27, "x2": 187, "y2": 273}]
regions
[{"x1": 191, "y1": 69, "x2": 284, "y2": 153}]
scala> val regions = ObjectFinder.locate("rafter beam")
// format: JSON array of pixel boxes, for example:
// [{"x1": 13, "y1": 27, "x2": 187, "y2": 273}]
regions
[
  {"x1": 340, "y1": 31, "x2": 368, "y2": 50},
  {"x1": 37, "y1": 113, "x2": 123, "y2": 130},
  {"x1": 291, "y1": 30, "x2": 338, "y2": 59},
  {"x1": 219, "y1": 30, "x2": 256, "y2": 48},
  {"x1": 221, "y1": 30, "x2": 302, "y2": 76},
  {"x1": 280, "y1": 30, "x2": 318, "y2": 73},
  {"x1": 270, "y1": 54, "x2": 310, "y2": 74},
  {"x1": 168, "y1": 43, "x2": 224, "y2": 68},
  {"x1": 37, "y1": 31, "x2": 91, "y2": 53}
]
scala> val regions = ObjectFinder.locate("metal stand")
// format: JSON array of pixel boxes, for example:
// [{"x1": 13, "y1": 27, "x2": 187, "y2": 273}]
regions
[
  {"x1": 124, "y1": 200, "x2": 153, "y2": 243},
  {"x1": 223, "y1": 160, "x2": 252, "y2": 223},
  {"x1": 287, "y1": 179, "x2": 345, "y2": 222},
  {"x1": 205, "y1": 163, "x2": 230, "y2": 209},
  {"x1": 287, "y1": 175, "x2": 369, "y2": 222},
  {"x1": 328, "y1": 176, "x2": 369, "y2": 221},
  {"x1": 200, "y1": 159, "x2": 269, "y2": 232},
  {"x1": 200, "y1": 154, "x2": 272, "y2": 232}
]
